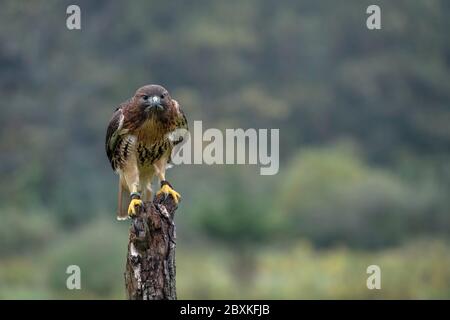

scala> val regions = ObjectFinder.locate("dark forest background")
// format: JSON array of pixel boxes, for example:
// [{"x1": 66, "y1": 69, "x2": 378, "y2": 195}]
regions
[{"x1": 1, "y1": 0, "x2": 449, "y2": 298}]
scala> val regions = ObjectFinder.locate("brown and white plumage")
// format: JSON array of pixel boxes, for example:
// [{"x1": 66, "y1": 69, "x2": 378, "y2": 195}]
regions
[{"x1": 105, "y1": 84, "x2": 188, "y2": 219}]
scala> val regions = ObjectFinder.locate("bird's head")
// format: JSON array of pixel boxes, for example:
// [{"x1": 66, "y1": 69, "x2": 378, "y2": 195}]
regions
[{"x1": 134, "y1": 84, "x2": 171, "y2": 115}]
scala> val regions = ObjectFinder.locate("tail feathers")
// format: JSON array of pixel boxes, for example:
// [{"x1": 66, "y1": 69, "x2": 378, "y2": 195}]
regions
[{"x1": 117, "y1": 180, "x2": 129, "y2": 221}]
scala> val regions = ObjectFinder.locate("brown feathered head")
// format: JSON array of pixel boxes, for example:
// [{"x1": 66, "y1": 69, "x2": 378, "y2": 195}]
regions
[{"x1": 133, "y1": 84, "x2": 172, "y2": 115}]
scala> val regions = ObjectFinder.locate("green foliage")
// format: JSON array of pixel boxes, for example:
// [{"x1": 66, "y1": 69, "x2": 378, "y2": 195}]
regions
[
  {"x1": 0, "y1": 0, "x2": 449, "y2": 298},
  {"x1": 191, "y1": 174, "x2": 281, "y2": 245},
  {"x1": 177, "y1": 240, "x2": 450, "y2": 299},
  {"x1": 0, "y1": 257, "x2": 51, "y2": 299},
  {"x1": 44, "y1": 219, "x2": 128, "y2": 299},
  {"x1": 0, "y1": 208, "x2": 59, "y2": 257},
  {"x1": 277, "y1": 144, "x2": 440, "y2": 248}
]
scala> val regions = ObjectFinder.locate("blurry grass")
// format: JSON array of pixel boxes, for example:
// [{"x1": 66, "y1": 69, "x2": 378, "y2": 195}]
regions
[
  {"x1": 0, "y1": 258, "x2": 51, "y2": 299},
  {"x1": 178, "y1": 239, "x2": 450, "y2": 299},
  {"x1": 1, "y1": 219, "x2": 449, "y2": 299},
  {"x1": 0, "y1": 207, "x2": 59, "y2": 257},
  {"x1": 43, "y1": 218, "x2": 129, "y2": 299}
]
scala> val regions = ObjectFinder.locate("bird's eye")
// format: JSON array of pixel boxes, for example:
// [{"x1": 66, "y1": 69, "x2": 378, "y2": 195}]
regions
[
  {"x1": 160, "y1": 95, "x2": 164, "y2": 99},
  {"x1": 143, "y1": 95, "x2": 148, "y2": 100}
]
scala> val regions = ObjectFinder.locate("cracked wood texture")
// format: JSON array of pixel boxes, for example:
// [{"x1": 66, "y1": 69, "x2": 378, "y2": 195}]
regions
[{"x1": 124, "y1": 193, "x2": 178, "y2": 300}]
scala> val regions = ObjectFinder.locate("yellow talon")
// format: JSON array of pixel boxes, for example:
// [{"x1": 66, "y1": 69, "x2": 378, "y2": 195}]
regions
[
  {"x1": 157, "y1": 184, "x2": 181, "y2": 203},
  {"x1": 128, "y1": 198, "x2": 143, "y2": 216}
]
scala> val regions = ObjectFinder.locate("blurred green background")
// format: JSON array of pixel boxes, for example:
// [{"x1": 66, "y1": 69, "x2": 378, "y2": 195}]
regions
[{"x1": 1, "y1": 0, "x2": 450, "y2": 299}]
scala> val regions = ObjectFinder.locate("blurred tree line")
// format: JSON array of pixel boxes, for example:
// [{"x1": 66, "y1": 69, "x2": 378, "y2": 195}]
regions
[{"x1": 0, "y1": 0, "x2": 449, "y2": 298}]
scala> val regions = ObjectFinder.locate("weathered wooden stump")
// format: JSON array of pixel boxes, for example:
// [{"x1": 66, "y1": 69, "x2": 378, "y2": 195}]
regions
[{"x1": 124, "y1": 193, "x2": 178, "y2": 300}]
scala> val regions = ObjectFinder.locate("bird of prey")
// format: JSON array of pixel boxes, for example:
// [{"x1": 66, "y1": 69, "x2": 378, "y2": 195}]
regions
[{"x1": 105, "y1": 84, "x2": 188, "y2": 220}]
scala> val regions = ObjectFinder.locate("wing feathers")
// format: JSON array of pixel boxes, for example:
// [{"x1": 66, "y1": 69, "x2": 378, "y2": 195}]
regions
[{"x1": 105, "y1": 107, "x2": 125, "y2": 170}]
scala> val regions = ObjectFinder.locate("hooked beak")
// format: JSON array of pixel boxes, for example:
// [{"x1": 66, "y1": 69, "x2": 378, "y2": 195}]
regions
[{"x1": 149, "y1": 96, "x2": 162, "y2": 109}]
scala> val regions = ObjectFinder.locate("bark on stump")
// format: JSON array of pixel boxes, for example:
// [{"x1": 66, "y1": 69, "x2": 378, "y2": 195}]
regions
[{"x1": 124, "y1": 193, "x2": 178, "y2": 300}]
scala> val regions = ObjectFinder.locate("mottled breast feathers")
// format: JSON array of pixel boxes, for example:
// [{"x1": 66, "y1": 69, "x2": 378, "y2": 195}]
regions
[{"x1": 105, "y1": 98, "x2": 188, "y2": 172}]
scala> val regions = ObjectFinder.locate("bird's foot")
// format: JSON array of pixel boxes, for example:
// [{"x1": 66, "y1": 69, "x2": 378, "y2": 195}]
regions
[
  {"x1": 128, "y1": 198, "x2": 143, "y2": 217},
  {"x1": 156, "y1": 181, "x2": 181, "y2": 203}
]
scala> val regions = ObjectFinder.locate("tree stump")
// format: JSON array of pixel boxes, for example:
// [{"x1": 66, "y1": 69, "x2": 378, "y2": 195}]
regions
[{"x1": 124, "y1": 193, "x2": 178, "y2": 300}]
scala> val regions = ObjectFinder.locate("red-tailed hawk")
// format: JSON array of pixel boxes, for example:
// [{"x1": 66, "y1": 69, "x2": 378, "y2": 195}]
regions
[{"x1": 105, "y1": 84, "x2": 188, "y2": 220}]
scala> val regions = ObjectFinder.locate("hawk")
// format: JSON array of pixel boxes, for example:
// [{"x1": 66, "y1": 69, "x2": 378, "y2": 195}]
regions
[{"x1": 105, "y1": 84, "x2": 188, "y2": 220}]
